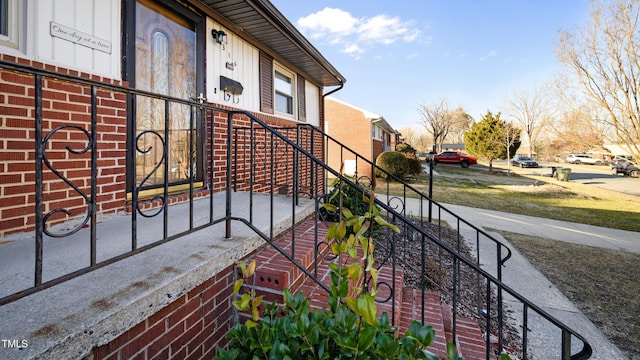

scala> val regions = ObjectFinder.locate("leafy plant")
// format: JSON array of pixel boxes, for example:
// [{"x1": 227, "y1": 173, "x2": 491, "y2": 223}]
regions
[
  {"x1": 322, "y1": 176, "x2": 380, "y2": 223},
  {"x1": 376, "y1": 151, "x2": 410, "y2": 179},
  {"x1": 214, "y1": 183, "x2": 475, "y2": 360}
]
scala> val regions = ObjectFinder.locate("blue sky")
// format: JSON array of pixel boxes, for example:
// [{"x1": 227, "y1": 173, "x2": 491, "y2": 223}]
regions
[{"x1": 271, "y1": 0, "x2": 592, "y2": 130}]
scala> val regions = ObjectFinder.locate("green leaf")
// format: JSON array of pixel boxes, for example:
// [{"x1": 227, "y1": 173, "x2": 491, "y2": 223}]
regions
[
  {"x1": 322, "y1": 203, "x2": 338, "y2": 212},
  {"x1": 357, "y1": 294, "x2": 377, "y2": 326},
  {"x1": 345, "y1": 296, "x2": 358, "y2": 313},
  {"x1": 245, "y1": 260, "x2": 256, "y2": 277},
  {"x1": 232, "y1": 293, "x2": 251, "y2": 311},
  {"x1": 369, "y1": 268, "x2": 379, "y2": 295},
  {"x1": 358, "y1": 326, "x2": 377, "y2": 352},
  {"x1": 336, "y1": 221, "x2": 347, "y2": 239},
  {"x1": 251, "y1": 295, "x2": 264, "y2": 321},
  {"x1": 447, "y1": 342, "x2": 461, "y2": 360},
  {"x1": 338, "y1": 279, "x2": 349, "y2": 297},
  {"x1": 233, "y1": 279, "x2": 243, "y2": 295},
  {"x1": 326, "y1": 224, "x2": 336, "y2": 241},
  {"x1": 245, "y1": 319, "x2": 257, "y2": 328},
  {"x1": 407, "y1": 321, "x2": 434, "y2": 346},
  {"x1": 347, "y1": 262, "x2": 362, "y2": 281}
]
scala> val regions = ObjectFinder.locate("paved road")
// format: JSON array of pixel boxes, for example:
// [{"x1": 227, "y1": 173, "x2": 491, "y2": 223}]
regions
[{"x1": 504, "y1": 161, "x2": 640, "y2": 197}]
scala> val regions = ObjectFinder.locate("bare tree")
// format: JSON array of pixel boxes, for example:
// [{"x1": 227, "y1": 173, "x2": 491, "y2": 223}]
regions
[
  {"x1": 445, "y1": 107, "x2": 472, "y2": 144},
  {"x1": 507, "y1": 86, "x2": 551, "y2": 158},
  {"x1": 548, "y1": 107, "x2": 606, "y2": 153},
  {"x1": 556, "y1": 0, "x2": 640, "y2": 160},
  {"x1": 417, "y1": 98, "x2": 451, "y2": 152},
  {"x1": 398, "y1": 127, "x2": 419, "y2": 148},
  {"x1": 398, "y1": 127, "x2": 433, "y2": 152}
]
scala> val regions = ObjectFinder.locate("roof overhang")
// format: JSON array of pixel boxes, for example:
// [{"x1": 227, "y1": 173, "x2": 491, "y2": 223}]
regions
[
  {"x1": 198, "y1": 0, "x2": 346, "y2": 87},
  {"x1": 372, "y1": 117, "x2": 395, "y2": 134}
]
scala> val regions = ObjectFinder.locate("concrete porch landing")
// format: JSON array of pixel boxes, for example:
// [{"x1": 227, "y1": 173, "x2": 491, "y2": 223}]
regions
[{"x1": 0, "y1": 191, "x2": 316, "y2": 360}]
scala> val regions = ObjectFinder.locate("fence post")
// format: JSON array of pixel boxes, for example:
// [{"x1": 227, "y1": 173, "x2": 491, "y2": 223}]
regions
[{"x1": 225, "y1": 112, "x2": 233, "y2": 238}]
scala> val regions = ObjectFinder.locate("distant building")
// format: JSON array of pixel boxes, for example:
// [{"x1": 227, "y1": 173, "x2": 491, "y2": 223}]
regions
[
  {"x1": 325, "y1": 97, "x2": 399, "y2": 177},
  {"x1": 440, "y1": 143, "x2": 465, "y2": 152}
]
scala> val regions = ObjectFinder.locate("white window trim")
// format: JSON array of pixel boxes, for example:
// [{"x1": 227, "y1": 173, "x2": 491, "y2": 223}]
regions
[
  {"x1": 0, "y1": 0, "x2": 19, "y2": 49},
  {"x1": 273, "y1": 63, "x2": 296, "y2": 119}
]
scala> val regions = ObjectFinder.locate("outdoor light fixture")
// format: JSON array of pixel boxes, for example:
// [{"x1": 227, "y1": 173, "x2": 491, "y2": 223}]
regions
[{"x1": 211, "y1": 29, "x2": 227, "y2": 45}]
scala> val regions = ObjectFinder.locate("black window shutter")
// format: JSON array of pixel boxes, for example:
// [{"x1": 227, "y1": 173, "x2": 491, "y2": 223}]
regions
[
  {"x1": 297, "y1": 74, "x2": 306, "y2": 122},
  {"x1": 259, "y1": 51, "x2": 274, "y2": 114}
]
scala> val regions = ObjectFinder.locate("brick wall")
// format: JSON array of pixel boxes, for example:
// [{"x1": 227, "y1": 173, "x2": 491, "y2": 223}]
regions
[
  {"x1": 87, "y1": 263, "x2": 236, "y2": 360},
  {"x1": 209, "y1": 107, "x2": 326, "y2": 198},
  {"x1": 1, "y1": 55, "x2": 326, "y2": 236},
  {"x1": 325, "y1": 98, "x2": 374, "y2": 178},
  {"x1": 0, "y1": 55, "x2": 127, "y2": 237}
]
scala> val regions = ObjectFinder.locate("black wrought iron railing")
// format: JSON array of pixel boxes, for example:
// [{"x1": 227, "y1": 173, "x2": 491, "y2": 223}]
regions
[
  {"x1": 226, "y1": 116, "x2": 592, "y2": 360},
  {"x1": 0, "y1": 59, "x2": 592, "y2": 359}
]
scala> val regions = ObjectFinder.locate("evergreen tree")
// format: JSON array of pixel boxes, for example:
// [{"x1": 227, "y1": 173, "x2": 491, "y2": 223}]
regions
[{"x1": 464, "y1": 111, "x2": 521, "y2": 171}]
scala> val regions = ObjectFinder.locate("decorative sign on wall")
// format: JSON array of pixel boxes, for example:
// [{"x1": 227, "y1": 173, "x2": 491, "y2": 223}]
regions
[{"x1": 50, "y1": 22, "x2": 112, "y2": 54}]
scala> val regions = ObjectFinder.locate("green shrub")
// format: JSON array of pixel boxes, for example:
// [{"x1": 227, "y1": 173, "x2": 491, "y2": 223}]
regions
[
  {"x1": 215, "y1": 187, "x2": 465, "y2": 360},
  {"x1": 376, "y1": 151, "x2": 410, "y2": 179},
  {"x1": 322, "y1": 177, "x2": 380, "y2": 222},
  {"x1": 407, "y1": 158, "x2": 422, "y2": 175},
  {"x1": 396, "y1": 143, "x2": 417, "y2": 154}
]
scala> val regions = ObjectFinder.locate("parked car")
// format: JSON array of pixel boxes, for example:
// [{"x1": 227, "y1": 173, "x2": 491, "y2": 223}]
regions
[
  {"x1": 511, "y1": 156, "x2": 538, "y2": 168},
  {"x1": 611, "y1": 158, "x2": 639, "y2": 177},
  {"x1": 566, "y1": 154, "x2": 603, "y2": 165},
  {"x1": 432, "y1": 151, "x2": 477, "y2": 168}
]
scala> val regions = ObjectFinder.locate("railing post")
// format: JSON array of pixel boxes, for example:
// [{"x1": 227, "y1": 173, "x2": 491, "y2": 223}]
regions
[
  {"x1": 34, "y1": 74, "x2": 43, "y2": 287},
  {"x1": 225, "y1": 112, "x2": 233, "y2": 238},
  {"x1": 428, "y1": 144, "x2": 435, "y2": 222},
  {"x1": 561, "y1": 330, "x2": 572, "y2": 360},
  {"x1": 90, "y1": 85, "x2": 98, "y2": 266}
]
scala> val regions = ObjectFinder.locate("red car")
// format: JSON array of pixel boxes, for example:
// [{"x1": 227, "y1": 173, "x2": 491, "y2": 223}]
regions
[{"x1": 432, "y1": 151, "x2": 478, "y2": 168}]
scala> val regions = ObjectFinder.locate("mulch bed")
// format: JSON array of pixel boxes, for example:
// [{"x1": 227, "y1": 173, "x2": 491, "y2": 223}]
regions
[{"x1": 373, "y1": 218, "x2": 522, "y2": 358}]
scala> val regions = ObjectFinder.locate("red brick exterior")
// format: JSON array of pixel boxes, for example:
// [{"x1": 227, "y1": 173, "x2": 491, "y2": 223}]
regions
[
  {"x1": 88, "y1": 264, "x2": 236, "y2": 360},
  {"x1": 324, "y1": 99, "x2": 375, "y2": 178},
  {"x1": 1, "y1": 54, "x2": 127, "y2": 236},
  {"x1": 0, "y1": 55, "x2": 325, "y2": 236}
]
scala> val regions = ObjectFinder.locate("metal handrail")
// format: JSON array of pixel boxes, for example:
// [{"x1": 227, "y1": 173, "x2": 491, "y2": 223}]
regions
[
  {"x1": 227, "y1": 110, "x2": 592, "y2": 360},
  {"x1": 298, "y1": 124, "x2": 512, "y2": 266},
  {"x1": 0, "y1": 59, "x2": 591, "y2": 359}
]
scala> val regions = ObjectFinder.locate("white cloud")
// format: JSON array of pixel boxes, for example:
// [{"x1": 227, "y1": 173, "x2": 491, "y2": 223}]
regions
[
  {"x1": 480, "y1": 50, "x2": 498, "y2": 61},
  {"x1": 342, "y1": 43, "x2": 365, "y2": 59},
  {"x1": 297, "y1": 7, "x2": 358, "y2": 40},
  {"x1": 296, "y1": 8, "x2": 420, "y2": 58}
]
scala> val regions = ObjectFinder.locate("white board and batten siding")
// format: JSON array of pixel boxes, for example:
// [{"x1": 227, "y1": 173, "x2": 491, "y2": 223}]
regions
[
  {"x1": 206, "y1": 19, "x2": 261, "y2": 112},
  {"x1": 35, "y1": 0, "x2": 121, "y2": 79},
  {"x1": 5, "y1": 2, "x2": 322, "y2": 125},
  {"x1": 206, "y1": 19, "x2": 321, "y2": 126}
]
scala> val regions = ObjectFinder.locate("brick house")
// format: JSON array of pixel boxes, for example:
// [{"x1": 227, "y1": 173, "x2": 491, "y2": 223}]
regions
[
  {"x1": 0, "y1": 1, "x2": 595, "y2": 359},
  {"x1": 0, "y1": 0, "x2": 345, "y2": 358},
  {"x1": 324, "y1": 97, "x2": 399, "y2": 178}
]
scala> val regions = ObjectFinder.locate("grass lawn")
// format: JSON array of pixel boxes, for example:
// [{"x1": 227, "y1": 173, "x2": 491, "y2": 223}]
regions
[
  {"x1": 389, "y1": 162, "x2": 639, "y2": 359},
  {"x1": 387, "y1": 163, "x2": 640, "y2": 232},
  {"x1": 494, "y1": 230, "x2": 640, "y2": 360}
]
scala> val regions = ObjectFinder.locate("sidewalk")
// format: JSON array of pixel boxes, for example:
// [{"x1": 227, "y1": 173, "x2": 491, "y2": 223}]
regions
[{"x1": 403, "y1": 198, "x2": 631, "y2": 359}]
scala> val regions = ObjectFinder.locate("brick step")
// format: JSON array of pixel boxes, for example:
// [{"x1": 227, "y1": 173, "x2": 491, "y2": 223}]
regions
[
  {"x1": 441, "y1": 303, "x2": 491, "y2": 360},
  {"x1": 250, "y1": 218, "x2": 330, "y2": 299},
  {"x1": 398, "y1": 289, "x2": 448, "y2": 358},
  {"x1": 244, "y1": 217, "x2": 488, "y2": 359}
]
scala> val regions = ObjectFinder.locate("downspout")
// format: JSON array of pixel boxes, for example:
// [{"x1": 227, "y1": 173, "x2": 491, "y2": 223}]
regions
[{"x1": 321, "y1": 81, "x2": 344, "y2": 132}]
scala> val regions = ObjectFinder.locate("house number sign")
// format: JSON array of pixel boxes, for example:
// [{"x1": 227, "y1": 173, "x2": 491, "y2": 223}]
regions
[{"x1": 50, "y1": 22, "x2": 112, "y2": 54}]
